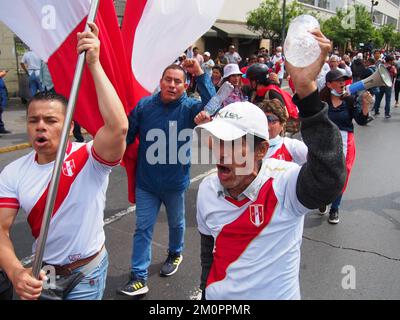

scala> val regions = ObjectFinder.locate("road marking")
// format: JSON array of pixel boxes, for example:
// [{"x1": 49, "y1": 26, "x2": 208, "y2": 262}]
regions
[{"x1": 21, "y1": 168, "x2": 217, "y2": 266}]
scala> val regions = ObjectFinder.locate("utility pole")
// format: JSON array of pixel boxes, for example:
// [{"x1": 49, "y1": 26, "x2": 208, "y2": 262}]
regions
[
  {"x1": 281, "y1": 0, "x2": 287, "y2": 45},
  {"x1": 371, "y1": 0, "x2": 379, "y2": 23}
]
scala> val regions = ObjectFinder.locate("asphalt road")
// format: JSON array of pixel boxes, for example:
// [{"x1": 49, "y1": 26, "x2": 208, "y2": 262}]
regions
[{"x1": 2, "y1": 102, "x2": 400, "y2": 300}]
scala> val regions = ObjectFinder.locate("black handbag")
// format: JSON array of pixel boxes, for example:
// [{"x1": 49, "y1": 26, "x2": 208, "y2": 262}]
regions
[
  {"x1": 39, "y1": 271, "x2": 85, "y2": 300},
  {"x1": 0, "y1": 270, "x2": 13, "y2": 300}
]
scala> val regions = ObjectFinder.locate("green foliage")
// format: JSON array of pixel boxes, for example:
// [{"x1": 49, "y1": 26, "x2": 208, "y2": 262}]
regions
[
  {"x1": 321, "y1": 5, "x2": 375, "y2": 51},
  {"x1": 246, "y1": 0, "x2": 308, "y2": 45},
  {"x1": 248, "y1": 1, "x2": 400, "y2": 51}
]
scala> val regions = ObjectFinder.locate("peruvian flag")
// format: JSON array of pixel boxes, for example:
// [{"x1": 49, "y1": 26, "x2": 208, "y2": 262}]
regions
[{"x1": 0, "y1": 0, "x2": 224, "y2": 203}]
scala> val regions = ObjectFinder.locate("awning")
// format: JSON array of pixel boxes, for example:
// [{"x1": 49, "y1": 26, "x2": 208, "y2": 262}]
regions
[{"x1": 211, "y1": 21, "x2": 261, "y2": 39}]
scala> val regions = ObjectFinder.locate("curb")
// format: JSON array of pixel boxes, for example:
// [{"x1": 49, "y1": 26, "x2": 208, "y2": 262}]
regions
[{"x1": 0, "y1": 143, "x2": 32, "y2": 154}]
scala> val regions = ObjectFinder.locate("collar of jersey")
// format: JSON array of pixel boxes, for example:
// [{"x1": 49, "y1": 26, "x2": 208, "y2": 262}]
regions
[{"x1": 216, "y1": 160, "x2": 269, "y2": 203}]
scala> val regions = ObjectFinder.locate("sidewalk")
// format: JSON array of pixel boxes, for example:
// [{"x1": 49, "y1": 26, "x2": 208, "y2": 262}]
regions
[
  {"x1": 0, "y1": 97, "x2": 91, "y2": 153},
  {"x1": 0, "y1": 98, "x2": 30, "y2": 153}
]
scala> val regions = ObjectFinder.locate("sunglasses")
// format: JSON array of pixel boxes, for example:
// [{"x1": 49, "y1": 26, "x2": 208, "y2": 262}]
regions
[{"x1": 266, "y1": 115, "x2": 280, "y2": 123}]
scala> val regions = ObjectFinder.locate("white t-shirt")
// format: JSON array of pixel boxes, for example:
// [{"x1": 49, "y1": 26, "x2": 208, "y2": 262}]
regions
[
  {"x1": 21, "y1": 51, "x2": 42, "y2": 76},
  {"x1": 271, "y1": 54, "x2": 285, "y2": 79},
  {"x1": 197, "y1": 158, "x2": 309, "y2": 300},
  {"x1": 0, "y1": 141, "x2": 119, "y2": 265},
  {"x1": 265, "y1": 136, "x2": 308, "y2": 165}
]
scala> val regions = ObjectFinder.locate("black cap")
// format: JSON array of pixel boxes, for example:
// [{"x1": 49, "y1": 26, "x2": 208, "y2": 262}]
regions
[{"x1": 325, "y1": 69, "x2": 349, "y2": 83}]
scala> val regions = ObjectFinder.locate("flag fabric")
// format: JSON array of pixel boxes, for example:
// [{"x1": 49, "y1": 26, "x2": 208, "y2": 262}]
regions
[
  {"x1": 121, "y1": 0, "x2": 224, "y2": 203},
  {"x1": 1, "y1": 0, "x2": 224, "y2": 203},
  {"x1": 0, "y1": 0, "x2": 135, "y2": 136}
]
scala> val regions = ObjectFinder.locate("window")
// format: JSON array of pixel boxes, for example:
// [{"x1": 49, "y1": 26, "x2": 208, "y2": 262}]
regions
[
  {"x1": 373, "y1": 11, "x2": 384, "y2": 25},
  {"x1": 386, "y1": 16, "x2": 398, "y2": 28},
  {"x1": 317, "y1": 0, "x2": 331, "y2": 10},
  {"x1": 298, "y1": 0, "x2": 317, "y2": 6}
]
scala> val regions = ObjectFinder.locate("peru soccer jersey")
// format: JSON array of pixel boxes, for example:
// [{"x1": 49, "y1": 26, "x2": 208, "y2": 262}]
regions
[
  {"x1": 197, "y1": 159, "x2": 309, "y2": 300},
  {"x1": 266, "y1": 136, "x2": 308, "y2": 165},
  {"x1": 0, "y1": 141, "x2": 119, "y2": 265}
]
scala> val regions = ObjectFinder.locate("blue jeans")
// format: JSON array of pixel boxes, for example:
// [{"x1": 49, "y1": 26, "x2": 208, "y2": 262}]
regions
[
  {"x1": 65, "y1": 250, "x2": 109, "y2": 300},
  {"x1": 0, "y1": 83, "x2": 7, "y2": 130},
  {"x1": 131, "y1": 186, "x2": 186, "y2": 280},
  {"x1": 331, "y1": 194, "x2": 343, "y2": 211},
  {"x1": 374, "y1": 86, "x2": 392, "y2": 116},
  {"x1": 29, "y1": 72, "x2": 43, "y2": 97}
]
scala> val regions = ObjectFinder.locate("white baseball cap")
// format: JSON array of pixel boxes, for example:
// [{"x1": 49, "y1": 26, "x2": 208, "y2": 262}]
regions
[
  {"x1": 223, "y1": 63, "x2": 243, "y2": 79},
  {"x1": 204, "y1": 51, "x2": 211, "y2": 57},
  {"x1": 195, "y1": 101, "x2": 269, "y2": 141}
]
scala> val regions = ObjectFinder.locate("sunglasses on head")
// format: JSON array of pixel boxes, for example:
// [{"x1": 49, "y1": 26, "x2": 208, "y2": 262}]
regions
[{"x1": 266, "y1": 115, "x2": 280, "y2": 123}]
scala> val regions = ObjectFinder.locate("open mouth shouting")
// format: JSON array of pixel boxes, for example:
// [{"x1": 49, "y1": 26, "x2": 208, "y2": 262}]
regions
[
  {"x1": 217, "y1": 164, "x2": 233, "y2": 182},
  {"x1": 34, "y1": 136, "x2": 49, "y2": 148}
]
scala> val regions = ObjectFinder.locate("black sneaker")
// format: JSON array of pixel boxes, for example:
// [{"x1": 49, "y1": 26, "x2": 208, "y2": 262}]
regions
[
  {"x1": 160, "y1": 252, "x2": 183, "y2": 277},
  {"x1": 318, "y1": 205, "x2": 328, "y2": 215},
  {"x1": 328, "y1": 209, "x2": 339, "y2": 224},
  {"x1": 374, "y1": 111, "x2": 380, "y2": 116},
  {"x1": 385, "y1": 114, "x2": 391, "y2": 119},
  {"x1": 0, "y1": 129, "x2": 11, "y2": 134},
  {"x1": 117, "y1": 276, "x2": 148, "y2": 296}
]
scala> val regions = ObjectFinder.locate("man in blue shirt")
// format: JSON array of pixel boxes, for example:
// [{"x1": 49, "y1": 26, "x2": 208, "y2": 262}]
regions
[{"x1": 118, "y1": 59, "x2": 215, "y2": 296}]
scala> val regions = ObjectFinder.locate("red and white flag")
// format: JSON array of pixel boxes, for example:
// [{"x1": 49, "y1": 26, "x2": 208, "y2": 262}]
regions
[
  {"x1": 0, "y1": 0, "x2": 135, "y2": 136},
  {"x1": 0, "y1": 0, "x2": 224, "y2": 202}
]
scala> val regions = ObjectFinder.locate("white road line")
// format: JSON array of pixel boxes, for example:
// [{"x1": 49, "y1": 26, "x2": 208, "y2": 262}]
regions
[{"x1": 21, "y1": 168, "x2": 217, "y2": 266}]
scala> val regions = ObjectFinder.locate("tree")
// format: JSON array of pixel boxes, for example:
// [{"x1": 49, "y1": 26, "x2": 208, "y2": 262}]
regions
[
  {"x1": 321, "y1": 5, "x2": 375, "y2": 52},
  {"x1": 246, "y1": 0, "x2": 307, "y2": 46},
  {"x1": 377, "y1": 24, "x2": 396, "y2": 49}
]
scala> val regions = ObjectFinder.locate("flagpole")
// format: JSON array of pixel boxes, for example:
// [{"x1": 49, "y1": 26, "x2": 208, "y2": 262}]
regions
[{"x1": 32, "y1": 0, "x2": 101, "y2": 279}]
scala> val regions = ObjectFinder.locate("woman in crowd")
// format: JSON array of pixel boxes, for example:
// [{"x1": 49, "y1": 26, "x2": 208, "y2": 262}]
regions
[
  {"x1": 319, "y1": 69, "x2": 372, "y2": 224},
  {"x1": 211, "y1": 65, "x2": 223, "y2": 91},
  {"x1": 258, "y1": 99, "x2": 307, "y2": 165},
  {"x1": 221, "y1": 63, "x2": 248, "y2": 106}
]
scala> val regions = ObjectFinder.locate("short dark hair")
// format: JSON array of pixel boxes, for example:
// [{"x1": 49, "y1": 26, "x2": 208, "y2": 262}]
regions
[
  {"x1": 161, "y1": 64, "x2": 187, "y2": 82},
  {"x1": 27, "y1": 91, "x2": 68, "y2": 114},
  {"x1": 212, "y1": 65, "x2": 223, "y2": 76}
]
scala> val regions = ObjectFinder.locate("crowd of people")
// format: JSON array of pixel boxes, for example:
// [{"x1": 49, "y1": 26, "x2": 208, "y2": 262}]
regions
[{"x1": 0, "y1": 23, "x2": 396, "y2": 301}]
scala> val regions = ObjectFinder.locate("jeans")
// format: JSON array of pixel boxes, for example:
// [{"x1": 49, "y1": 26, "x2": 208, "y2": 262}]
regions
[
  {"x1": 373, "y1": 86, "x2": 392, "y2": 115},
  {"x1": 394, "y1": 81, "x2": 400, "y2": 103},
  {"x1": 331, "y1": 194, "x2": 343, "y2": 211},
  {"x1": 28, "y1": 72, "x2": 43, "y2": 97},
  {"x1": 65, "y1": 251, "x2": 109, "y2": 300},
  {"x1": 131, "y1": 186, "x2": 186, "y2": 280},
  {"x1": 0, "y1": 84, "x2": 7, "y2": 130}
]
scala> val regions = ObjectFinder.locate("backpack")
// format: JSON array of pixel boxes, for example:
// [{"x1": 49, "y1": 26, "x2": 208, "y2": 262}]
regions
[{"x1": 258, "y1": 84, "x2": 299, "y2": 119}]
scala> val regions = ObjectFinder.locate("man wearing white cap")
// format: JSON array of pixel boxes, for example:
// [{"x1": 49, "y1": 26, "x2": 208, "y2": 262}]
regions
[
  {"x1": 225, "y1": 45, "x2": 242, "y2": 65},
  {"x1": 201, "y1": 52, "x2": 215, "y2": 78},
  {"x1": 221, "y1": 63, "x2": 247, "y2": 106},
  {"x1": 194, "y1": 30, "x2": 346, "y2": 299}
]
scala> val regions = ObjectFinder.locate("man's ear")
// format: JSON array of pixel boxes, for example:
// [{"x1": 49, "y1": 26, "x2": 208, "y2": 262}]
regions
[
  {"x1": 255, "y1": 141, "x2": 269, "y2": 161},
  {"x1": 184, "y1": 83, "x2": 189, "y2": 90},
  {"x1": 70, "y1": 121, "x2": 75, "y2": 137}
]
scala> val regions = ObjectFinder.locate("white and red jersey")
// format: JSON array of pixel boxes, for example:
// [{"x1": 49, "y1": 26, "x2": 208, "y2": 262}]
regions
[
  {"x1": 265, "y1": 136, "x2": 308, "y2": 165},
  {"x1": 197, "y1": 159, "x2": 310, "y2": 300},
  {"x1": 0, "y1": 141, "x2": 120, "y2": 265}
]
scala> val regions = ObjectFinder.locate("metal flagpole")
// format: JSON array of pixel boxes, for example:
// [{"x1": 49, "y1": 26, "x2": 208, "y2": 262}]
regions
[{"x1": 32, "y1": 0, "x2": 101, "y2": 278}]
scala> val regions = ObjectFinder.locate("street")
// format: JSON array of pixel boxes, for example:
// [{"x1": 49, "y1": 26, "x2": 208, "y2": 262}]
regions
[{"x1": 1, "y1": 98, "x2": 400, "y2": 300}]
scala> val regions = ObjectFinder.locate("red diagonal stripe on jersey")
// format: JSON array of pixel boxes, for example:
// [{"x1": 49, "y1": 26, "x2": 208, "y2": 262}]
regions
[
  {"x1": 206, "y1": 178, "x2": 278, "y2": 287},
  {"x1": 0, "y1": 197, "x2": 20, "y2": 209},
  {"x1": 271, "y1": 143, "x2": 293, "y2": 162},
  {"x1": 27, "y1": 144, "x2": 89, "y2": 239}
]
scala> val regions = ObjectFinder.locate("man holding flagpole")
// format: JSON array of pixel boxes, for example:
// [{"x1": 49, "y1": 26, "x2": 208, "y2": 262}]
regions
[{"x1": 0, "y1": 22, "x2": 128, "y2": 300}]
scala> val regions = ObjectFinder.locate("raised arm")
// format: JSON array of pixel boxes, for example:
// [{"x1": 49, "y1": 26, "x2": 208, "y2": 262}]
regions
[
  {"x1": 286, "y1": 30, "x2": 346, "y2": 209},
  {"x1": 77, "y1": 22, "x2": 128, "y2": 163}
]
